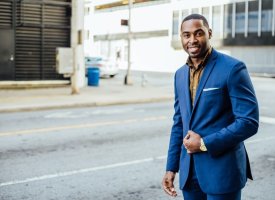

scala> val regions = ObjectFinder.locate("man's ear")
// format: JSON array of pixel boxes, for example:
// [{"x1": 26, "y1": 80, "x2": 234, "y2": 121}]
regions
[{"x1": 208, "y1": 29, "x2": 212, "y2": 39}]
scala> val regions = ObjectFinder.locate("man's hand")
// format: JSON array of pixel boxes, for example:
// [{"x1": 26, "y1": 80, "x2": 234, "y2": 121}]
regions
[
  {"x1": 183, "y1": 130, "x2": 201, "y2": 153},
  {"x1": 162, "y1": 171, "x2": 177, "y2": 197}
]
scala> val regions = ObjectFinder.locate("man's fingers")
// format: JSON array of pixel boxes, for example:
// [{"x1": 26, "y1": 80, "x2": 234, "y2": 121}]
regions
[
  {"x1": 162, "y1": 172, "x2": 177, "y2": 197},
  {"x1": 184, "y1": 133, "x2": 191, "y2": 140},
  {"x1": 163, "y1": 186, "x2": 177, "y2": 197},
  {"x1": 170, "y1": 187, "x2": 177, "y2": 197},
  {"x1": 163, "y1": 186, "x2": 172, "y2": 195},
  {"x1": 162, "y1": 179, "x2": 177, "y2": 197}
]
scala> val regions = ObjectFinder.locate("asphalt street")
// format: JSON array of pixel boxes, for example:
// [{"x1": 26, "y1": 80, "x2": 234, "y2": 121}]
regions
[{"x1": 0, "y1": 77, "x2": 275, "y2": 200}]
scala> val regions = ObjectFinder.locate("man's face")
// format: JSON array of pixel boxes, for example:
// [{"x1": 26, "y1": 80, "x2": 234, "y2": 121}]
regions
[{"x1": 180, "y1": 19, "x2": 212, "y2": 59}]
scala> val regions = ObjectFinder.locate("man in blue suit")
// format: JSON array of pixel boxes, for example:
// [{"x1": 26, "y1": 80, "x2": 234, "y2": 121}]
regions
[{"x1": 162, "y1": 14, "x2": 259, "y2": 200}]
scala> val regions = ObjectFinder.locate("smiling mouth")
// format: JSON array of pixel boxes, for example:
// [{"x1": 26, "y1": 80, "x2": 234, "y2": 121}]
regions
[{"x1": 188, "y1": 46, "x2": 200, "y2": 52}]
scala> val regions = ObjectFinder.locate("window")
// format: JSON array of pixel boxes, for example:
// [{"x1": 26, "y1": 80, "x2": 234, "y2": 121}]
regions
[
  {"x1": 172, "y1": 11, "x2": 179, "y2": 36},
  {"x1": 202, "y1": 7, "x2": 210, "y2": 23},
  {"x1": 235, "y1": 2, "x2": 246, "y2": 34},
  {"x1": 192, "y1": 8, "x2": 199, "y2": 14},
  {"x1": 180, "y1": 9, "x2": 190, "y2": 30},
  {"x1": 182, "y1": 9, "x2": 189, "y2": 21},
  {"x1": 248, "y1": 0, "x2": 258, "y2": 33},
  {"x1": 222, "y1": 0, "x2": 275, "y2": 45},
  {"x1": 213, "y1": 6, "x2": 221, "y2": 37},
  {"x1": 224, "y1": 4, "x2": 233, "y2": 38},
  {"x1": 261, "y1": 0, "x2": 273, "y2": 32}
]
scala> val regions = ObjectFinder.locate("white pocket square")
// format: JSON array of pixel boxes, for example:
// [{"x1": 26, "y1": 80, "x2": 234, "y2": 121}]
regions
[{"x1": 203, "y1": 88, "x2": 220, "y2": 91}]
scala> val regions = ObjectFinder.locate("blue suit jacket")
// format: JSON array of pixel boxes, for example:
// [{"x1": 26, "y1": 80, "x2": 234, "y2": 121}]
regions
[{"x1": 166, "y1": 49, "x2": 259, "y2": 194}]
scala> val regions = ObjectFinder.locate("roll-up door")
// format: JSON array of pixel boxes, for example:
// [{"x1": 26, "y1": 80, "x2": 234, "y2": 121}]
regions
[
  {"x1": 0, "y1": 0, "x2": 15, "y2": 80},
  {"x1": 15, "y1": 0, "x2": 71, "y2": 80},
  {"x1": 0, "y1": 0, "x2": 71, "y2": 80}
]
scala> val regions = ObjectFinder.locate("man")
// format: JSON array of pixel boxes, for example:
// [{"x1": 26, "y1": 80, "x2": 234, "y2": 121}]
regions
[{"x1": 162, "y1": 14, "x2": 259, "y2": 200}]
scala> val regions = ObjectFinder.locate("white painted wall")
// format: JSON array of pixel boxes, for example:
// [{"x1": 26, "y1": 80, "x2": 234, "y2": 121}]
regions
[
  {"x1": 87, "y1": 3, "x2": 171, "y2": 35},
  {"x1": 221, "y1": 46, "x2": 275, "y2": 69},
  {"x1": 129, "y1": 36, "x2": 186, "y2": 72},
  {"x1": 85, "y1": 0, "x2": 275, "y2": 73},
  {"x1": 84, "y1": 2, "x2": 186, "y2": 73}
]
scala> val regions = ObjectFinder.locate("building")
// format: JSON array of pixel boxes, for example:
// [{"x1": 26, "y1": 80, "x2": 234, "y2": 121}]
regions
[
  {"x1": 85, "y1": 0, "x2": 179, "y2": 72},
  {"x1": 0, "y1": 0, "x2": 71, "y2": 81},
  {"x1": 85, "y1": 0, "x2": 275, "y2": 74},
  {"x1": 172, "y1": 0, "x2": 275, "y2": 74}
]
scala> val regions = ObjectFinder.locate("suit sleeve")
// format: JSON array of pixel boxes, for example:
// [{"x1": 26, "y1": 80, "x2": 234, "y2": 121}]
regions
[
  {"x1": 203, "y1": 62, "x2": 259, "y2": 157},
  {"x1": 166, "y1": 72, "x2": 184, "y2": 172}
]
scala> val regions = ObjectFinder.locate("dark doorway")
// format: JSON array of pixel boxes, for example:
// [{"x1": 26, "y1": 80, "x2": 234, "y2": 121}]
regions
[{"x1": 0, "y1": 29, "x2": 15, "y2": 80}]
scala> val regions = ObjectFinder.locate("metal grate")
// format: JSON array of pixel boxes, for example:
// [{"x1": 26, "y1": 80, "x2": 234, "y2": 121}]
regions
[
  {"x1": 15, "y1": 26, "x2": 42, "y2": 79},
  {"x1": 0, "y1": 0, "x2": 71, "y2": 80},
  {"x1": 43, "y1": 28, "x2": 70, "y2": 79},
  {"x1": 0, "y1": 1, "x2": 13, "y2": 28},
  {"x1": 14, "y1": 0, "x2": 71, "y2": 80}
]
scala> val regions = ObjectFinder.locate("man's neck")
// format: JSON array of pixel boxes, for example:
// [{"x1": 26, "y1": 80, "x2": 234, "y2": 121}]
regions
[{"x1": 189, "y1": 47, "x2": 212, "y2": 69}]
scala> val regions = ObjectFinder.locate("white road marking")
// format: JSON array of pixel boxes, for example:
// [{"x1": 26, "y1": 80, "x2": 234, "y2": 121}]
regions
[
  {"x1": 144, "y1": 116, "x2": 167, "y2": 121},
  {"x1": 267, "y1": 157, "x2": 275, "y2": 162},
  {"x1": 0, "y1": 156, "x2": 167, "y2": 188},
  {"x1": 44, "y1": 111, "x2": 90, "y2": 119},
  {"x1": 0, "y1": 116, "x2": 274, "y2": 187},
  {"x1": 260, "y1": 116, "x2": 275, "y2": 125},
  {"x1": 1, "y1": 136, "x2": 275, "y2": 188}
]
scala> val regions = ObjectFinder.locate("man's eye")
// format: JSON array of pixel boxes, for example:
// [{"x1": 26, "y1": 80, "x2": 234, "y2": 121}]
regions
[
  {"x1": 196, "y1": 31, "x2": 204, "y2": 36},
  {"x1": 182, "y1": 34, "x2": 189, "y2": 38}
]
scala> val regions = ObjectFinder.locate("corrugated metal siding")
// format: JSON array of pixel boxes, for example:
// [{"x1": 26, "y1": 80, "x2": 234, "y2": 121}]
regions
[
  {"x1": 14, "y1": 0, "x2": 71, "y2": 80},
  {"x1": 0, "y1": 1, "x2": 13, "y2": 28},
  {"x1": 43, "y1": 28, "x2": 70, "y2": 79},
  {"x1": 43, "y1": 2, "x2": 71, "y2": 79},
  {"x1": 16, "y1": 27, "x2": 42, "y2": 79},
  {"x1": 0, "y1": 0, "x2": 71, "y2": 80},
  {"x1": 15, "y1": 2, "x2": 42, "y2": 80}
]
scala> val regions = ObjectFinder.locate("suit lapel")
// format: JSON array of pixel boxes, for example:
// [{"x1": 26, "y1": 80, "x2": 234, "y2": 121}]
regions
[
  {"x1": 182, "y1": 66, "x2": 192, "y2": 118},
  {"x1": 192, "y1": 50, "x2": 218, "y2": 113}
]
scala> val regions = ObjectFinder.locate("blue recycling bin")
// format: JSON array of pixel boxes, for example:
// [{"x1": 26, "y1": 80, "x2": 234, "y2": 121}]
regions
[{"x1": 87, "y1": 67, "x2": 100, "y2": 86}]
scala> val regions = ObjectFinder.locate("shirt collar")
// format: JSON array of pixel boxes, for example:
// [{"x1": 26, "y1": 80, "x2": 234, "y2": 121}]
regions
[{"x1": 186, "y1": 47, "x2": 212, "y2": 70}]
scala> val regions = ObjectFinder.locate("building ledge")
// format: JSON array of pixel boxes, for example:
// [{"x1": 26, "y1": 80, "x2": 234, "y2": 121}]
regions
[
  {"x1": 0, "y1": 80, "x2": 70, "y2": 89},
  {"x1": 94, "y1": 30, "x2": 168, "y2": 41}
]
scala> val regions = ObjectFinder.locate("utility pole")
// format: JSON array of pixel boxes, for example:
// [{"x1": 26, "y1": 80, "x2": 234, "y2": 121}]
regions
[
  {"x1": 124, "y1": 0, "x2": 133, "y2": 85},
  {"x1": 71, "y1": 0, "x2": 84, "y2": 94}
]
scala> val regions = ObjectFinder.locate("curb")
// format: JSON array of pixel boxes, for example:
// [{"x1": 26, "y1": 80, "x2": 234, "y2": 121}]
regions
[
  {"x1": 0, "y1": 80, "x2": 70, "y2": 89},
  {"x1": 0, "y1": 97, "x2": 174, "y2": 113},
  {"x1": 250, "y1": 73, "x2": 275, "y2": 78}
]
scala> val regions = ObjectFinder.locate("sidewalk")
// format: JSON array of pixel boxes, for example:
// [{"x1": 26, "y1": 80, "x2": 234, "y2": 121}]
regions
[{"x1": 0, "y1": 71, "x2": 174, "y2": 113}]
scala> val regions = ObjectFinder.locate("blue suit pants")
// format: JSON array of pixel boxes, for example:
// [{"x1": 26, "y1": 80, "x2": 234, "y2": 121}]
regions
[{"x1": 182, "y1": 156, "x2": 241, "y2": 200}]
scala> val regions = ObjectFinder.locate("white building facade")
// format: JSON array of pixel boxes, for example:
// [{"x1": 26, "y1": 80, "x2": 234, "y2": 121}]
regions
[{"x1": 85, "y1": 0, "x2": 275, "y2": 74}]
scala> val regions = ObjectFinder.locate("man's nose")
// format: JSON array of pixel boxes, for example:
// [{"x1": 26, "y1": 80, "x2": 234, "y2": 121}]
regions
[{"x1": 189, "y1": 34, "x2": 198, "y2": 43}]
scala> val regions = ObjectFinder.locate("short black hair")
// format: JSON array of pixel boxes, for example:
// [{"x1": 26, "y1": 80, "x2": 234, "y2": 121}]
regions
[{"x1": 181, "y1": 14, "x2": 210, "y2": 29}]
